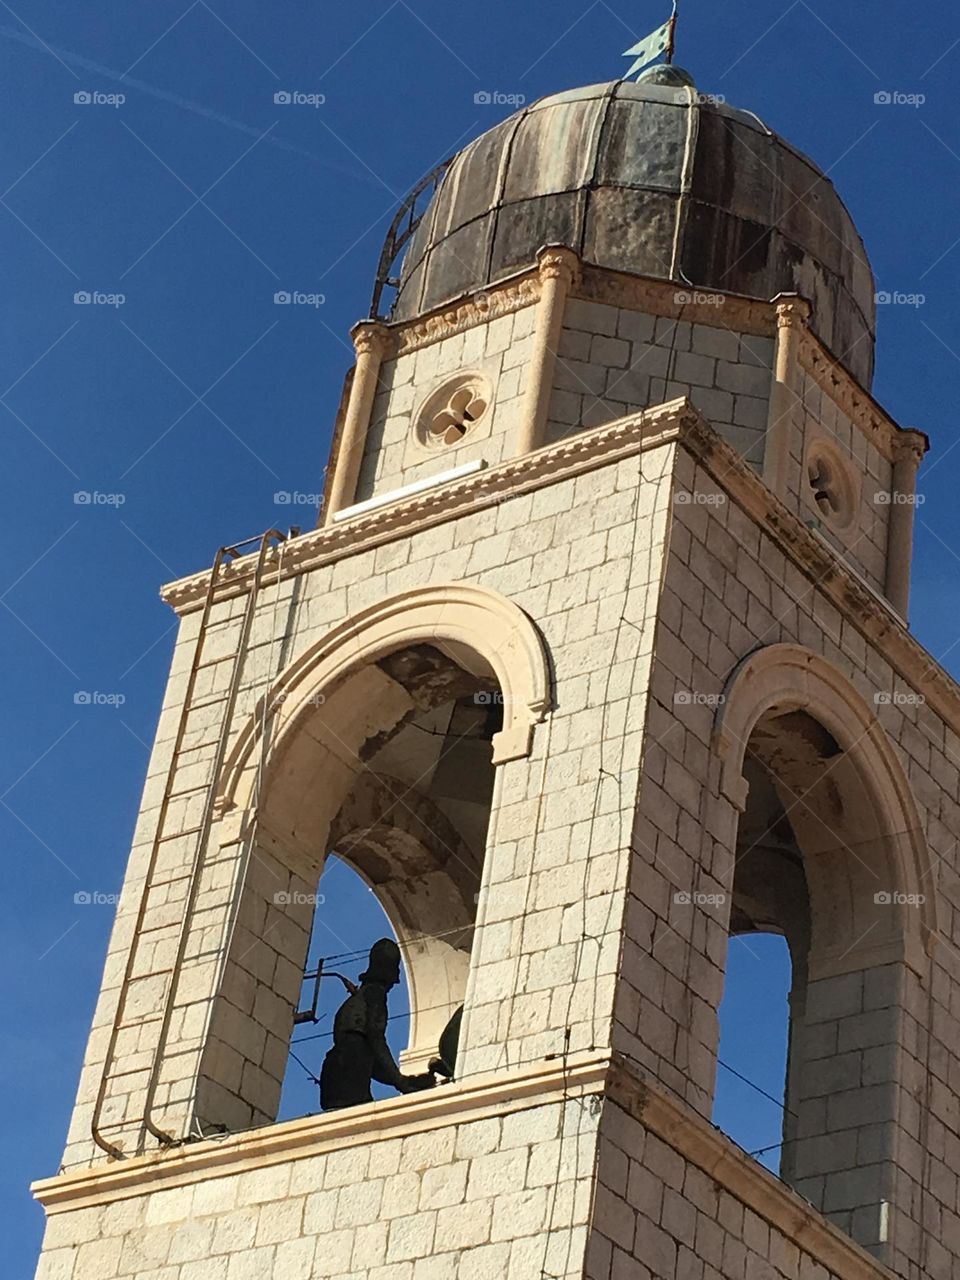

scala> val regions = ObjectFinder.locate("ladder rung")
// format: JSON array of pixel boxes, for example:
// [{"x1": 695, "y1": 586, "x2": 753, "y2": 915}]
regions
[
  {"x1": 193, "y1": 651, "x2": 246, "y2": 670},
  {"x1": 156, "y1": 826, "x2": 205, "y2": 843}
]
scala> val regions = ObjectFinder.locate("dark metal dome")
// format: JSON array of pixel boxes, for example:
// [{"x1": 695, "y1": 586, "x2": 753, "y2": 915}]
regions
[{"x1": 391, "y1": 79, "x2": 876, "y2": 387}]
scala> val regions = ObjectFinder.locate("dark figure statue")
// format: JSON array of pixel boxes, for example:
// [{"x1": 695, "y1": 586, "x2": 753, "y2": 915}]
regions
[
  {"x1": 319, "y1": 938, "x2": 435, "y2": 1111},
  {"x1": 429, "y1": 1004, "x2": 463, "y2": 1079}
]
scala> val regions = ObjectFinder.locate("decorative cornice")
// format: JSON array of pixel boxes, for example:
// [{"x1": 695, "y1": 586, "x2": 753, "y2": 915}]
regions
[
  {"x1": 158, "y1": 396, "x2": 960, "y2": 754},
  {"x1": 391, "y1": 271, "x2": 541, "y2": 357},
  {"x1": 795, "y1": 326, "x2": 928, "y2": 466},
  {"x1": 688, "y1": 422, "x2": 960, "y2": 732},
  {"x1": 33, "y1": 1052, "x2": 894, "y2": 1280},
  {"x1": 160, "y1": 397, "x2": 698, "y2": 613},
  {"x1": 574, "y1": 264, "x2": 779, "y2": 338}
]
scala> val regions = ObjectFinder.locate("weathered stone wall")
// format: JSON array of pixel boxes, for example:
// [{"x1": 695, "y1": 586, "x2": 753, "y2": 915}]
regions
[
  {"x1": 586, "y1": 1096, "x2": 863, "y2": 1280},
  {"x1": 38, "y1": 1092, "x2": 599, "y2": 1280},
  {"x1": 617, "y1": 441, "x2": 959, "y2": 1276},
  {"x1": 786, "y1": 366, "x2": 893, "y2": 593},
  {"x1": 59, "y1": 437, "x2": 677, "y2": 1172},
  {"x1": 546, "y1": 299, "x2": 775, "y2": 467},
  {"x1": 355, "y1": 306, "x2": 535, "y2": 503}
]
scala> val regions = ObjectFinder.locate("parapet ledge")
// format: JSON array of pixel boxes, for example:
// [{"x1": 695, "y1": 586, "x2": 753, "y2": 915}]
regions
[
  {"x1": 33, "y1": 1052, "x2": 894, "y2": 1280},
  {"x1": 35, "y1": 1051, "x2": 612, "y2": 1213},
  {"x1": 158, "y1": 395, "x2": 697, "y2": 615}
]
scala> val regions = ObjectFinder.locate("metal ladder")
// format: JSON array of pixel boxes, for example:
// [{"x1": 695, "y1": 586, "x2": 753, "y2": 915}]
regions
[{"x1": 91, "y1": 530, "x2": 286, "y2": 1158}]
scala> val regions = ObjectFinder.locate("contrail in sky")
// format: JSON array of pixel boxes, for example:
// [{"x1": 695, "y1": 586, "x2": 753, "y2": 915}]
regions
[{"x1": 0, "y1": 22, "x2": 378, "y2": 186}]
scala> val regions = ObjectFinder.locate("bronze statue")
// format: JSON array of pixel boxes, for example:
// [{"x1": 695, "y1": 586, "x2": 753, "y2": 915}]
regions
[{"x1": 319, "y1": 938, "x2": 435, "y2": 1110}]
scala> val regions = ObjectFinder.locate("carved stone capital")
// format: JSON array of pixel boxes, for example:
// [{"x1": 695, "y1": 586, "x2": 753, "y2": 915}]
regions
[
  {"x1": 536, "y1": 244, "x2": 580, "y2": 289},
  {"x1": 891, "y1": 430, "x2": 928, "y2": 470},
  {"x1": 774, "y1": 295, "x2": 813, "y2": 330},
  {"x1": 350, "y1": 321, "x2": 393, "y2": 360}
]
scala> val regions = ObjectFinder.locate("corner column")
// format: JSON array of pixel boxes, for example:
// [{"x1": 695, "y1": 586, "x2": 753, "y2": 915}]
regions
[
  {"x1": 324, "y1": 321, "x2": 392, "y2": 523},
  {"x1": 517, "y1": 245, "x2": 580, "y2": 456},
  {"x1": 885, "y1": 433, "x2": 927, "y2": 620},
  {"x1": 764, "y1": 296, "x2": 812, "y2": 500}
]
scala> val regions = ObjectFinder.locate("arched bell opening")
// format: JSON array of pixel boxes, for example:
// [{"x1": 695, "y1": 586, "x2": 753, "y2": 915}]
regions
[
  {"x1": 714, "y1": 755, "x2": 811, "y2": 1177},
  {"x1": 713, "y1": 649, "x2": 936, "y2": 1254},
  {"x1": 194, "y1": 638, "x2": 504, "y2": 1134}
]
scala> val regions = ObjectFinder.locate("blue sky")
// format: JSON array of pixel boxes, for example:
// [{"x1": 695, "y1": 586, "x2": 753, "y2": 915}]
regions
[{"x1": 4, "y1": 1, "x2": 960, "y2": 1273}]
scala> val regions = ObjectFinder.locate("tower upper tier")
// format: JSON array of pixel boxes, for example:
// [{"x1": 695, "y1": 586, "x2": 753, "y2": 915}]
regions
[{"x1": 392, "y1": 78, "x2": 876, "y2": 388}]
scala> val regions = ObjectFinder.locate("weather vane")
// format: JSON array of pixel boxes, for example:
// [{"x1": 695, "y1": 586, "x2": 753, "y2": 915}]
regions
[{"x1": 622, "y1": 1, "x2": 679, "y2": 79}]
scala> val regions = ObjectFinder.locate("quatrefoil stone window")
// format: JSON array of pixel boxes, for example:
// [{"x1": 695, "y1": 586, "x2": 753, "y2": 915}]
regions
[
  {"x1": 416, "y1": 374, "x2": 491, "y2": 450},
  {"x1": 805, "y1": 440, "x2": 857, "y2": 532}
]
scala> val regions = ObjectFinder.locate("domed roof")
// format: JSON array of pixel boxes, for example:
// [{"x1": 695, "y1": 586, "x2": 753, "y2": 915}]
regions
[{"x1": 393, "y1": 79, "x2": 876, "y2": 387}]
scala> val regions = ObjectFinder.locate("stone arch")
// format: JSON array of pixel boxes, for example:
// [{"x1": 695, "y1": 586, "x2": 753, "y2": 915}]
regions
[
  {"x1": 219, "y1": 581, "x2": 551, "y2": 820},
  {"x1": 188, "y1": 583, "x2": 550, "y2": 1133},
  {"x1": 713, "y1": 642, "x2": 936, "y2": 978},
  {"x1": 710, "y1": 642, "x2": 936, "y2": 1244}
]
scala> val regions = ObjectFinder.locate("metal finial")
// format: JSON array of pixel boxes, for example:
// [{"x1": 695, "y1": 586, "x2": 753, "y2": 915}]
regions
[{"x1": 622, "y1": 3, "x2": 679, "y2": 80}]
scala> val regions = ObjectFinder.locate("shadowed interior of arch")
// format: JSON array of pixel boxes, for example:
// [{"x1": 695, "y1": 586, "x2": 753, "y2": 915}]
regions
[
  {"x1": 713, "y1": 700, "x2": 918, "y2": 1215},
  {"x1": 193, "y1": 641, "x2": 503, "y2": 1133},
  {"x1": 713, "y1": 752, "x2": 810, "y2": 1177}
]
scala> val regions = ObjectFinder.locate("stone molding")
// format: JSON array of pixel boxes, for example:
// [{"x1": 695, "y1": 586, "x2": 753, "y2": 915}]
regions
[
  {"x1": 218, "y1": 583, "x2": 552, "y2": 806},
  {"x1": 713, "y1": 642, "x2": 937, "y2": 977},
  {"x1": 34, "y1": 1053, "x2": 611, "y2": 1212},
  {"x1": 392, "y1": 271, "x2": 541, "y2": 357},
  {"x1": 160, "y1": 397, "x2": 698, "y2": 614},
  {"x1": 33, "y1": 1054, "x2": 895, "y2": 1280},
  {"x1": 794, "y1": 325, "x2": 928, "y2": 466},
  {"x1": 159, "y1": 397, "x2": 960, "y2": 764},
  {"x1": 575, "y1": 263, "x2": 778, "y2": 337},
  {"x1": 608, "y1": 1062, "x2": 896, "y2": 1280}
]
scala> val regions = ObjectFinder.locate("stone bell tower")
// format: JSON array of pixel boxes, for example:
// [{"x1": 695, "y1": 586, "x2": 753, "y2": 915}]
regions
[{"x1": 34, "y1": 69, "x2": 960, "y2": 1280}]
